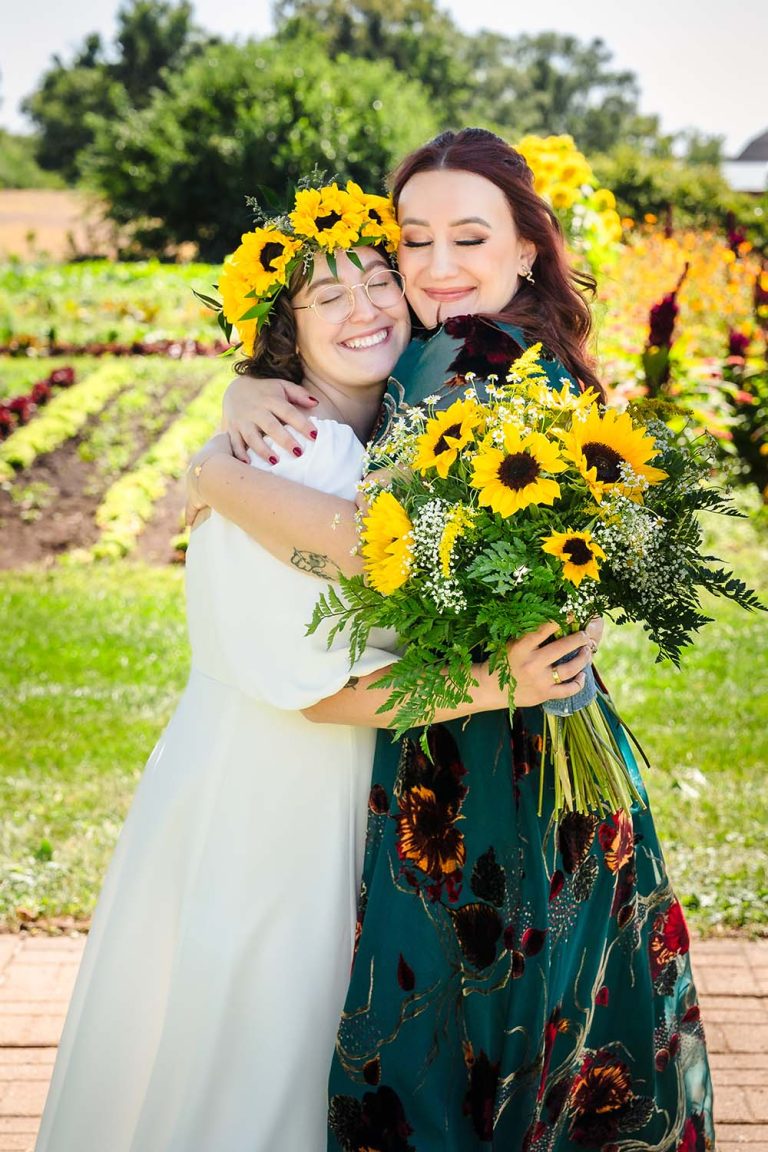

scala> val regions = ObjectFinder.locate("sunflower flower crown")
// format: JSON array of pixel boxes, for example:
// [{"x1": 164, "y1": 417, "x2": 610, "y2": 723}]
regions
[{"x1": 198, "y1": 173, "x2": 400, "y2": 356}]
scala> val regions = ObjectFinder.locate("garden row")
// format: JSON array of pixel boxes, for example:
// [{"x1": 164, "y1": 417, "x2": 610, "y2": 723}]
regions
[{"x1": 0, "y1": 356, "x2": 229, "y2": 567}]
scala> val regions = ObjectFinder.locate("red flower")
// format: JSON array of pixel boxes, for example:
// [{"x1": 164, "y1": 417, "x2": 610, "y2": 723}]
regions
[
  {"x1": 727, "y1": 329, "x2": 750, "y2": 358},
  {"x1": 549, "y1": 870, "x2": 564, "y2": 901},
  {"x1": 595, "y1": 985, "x2": 610, "y2": 1006},
  {"x1": 49, "y1": 366, "x2": 75, "y2": 387}
]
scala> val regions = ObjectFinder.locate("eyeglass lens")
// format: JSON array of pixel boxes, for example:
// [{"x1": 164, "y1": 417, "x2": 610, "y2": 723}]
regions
[{"x1": 312, "y1": 270, "x2": 405, "y2": 322}]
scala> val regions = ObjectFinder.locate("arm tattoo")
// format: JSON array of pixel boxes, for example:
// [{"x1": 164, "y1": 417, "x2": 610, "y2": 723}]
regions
[{"x1": 290, "y1": 548, "x2": 335, "y2": 580}]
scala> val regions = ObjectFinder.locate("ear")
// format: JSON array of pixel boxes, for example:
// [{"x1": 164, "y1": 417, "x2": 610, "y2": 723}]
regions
[{"x1": 520, "y1": 239, "x2": 537, "y2": 270}]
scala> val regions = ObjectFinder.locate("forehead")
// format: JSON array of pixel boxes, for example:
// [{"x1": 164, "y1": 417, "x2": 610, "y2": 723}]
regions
[
  {"x1": 398, "y1": 169, "x2": 513, "y2": 226},
  {"x1": 310, "y1": 247, "x2": 389, "y2": 283}
]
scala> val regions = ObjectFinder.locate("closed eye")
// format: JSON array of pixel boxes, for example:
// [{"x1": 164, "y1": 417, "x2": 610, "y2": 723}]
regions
[
  {"x1": 402, "y1": 239, "x2": 432, "y2": 248},
  {"x1": 456, "y1": 239, "x2": 486, "y2": 246}
]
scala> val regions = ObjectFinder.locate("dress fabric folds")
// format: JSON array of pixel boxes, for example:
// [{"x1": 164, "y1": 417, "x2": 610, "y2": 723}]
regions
[
  {"x1": 326, "y1": 322, "x2": 715, "y2": 1152},
  {"x1": 35, "y1": 419, "x2": 396, "y2": 1152}
]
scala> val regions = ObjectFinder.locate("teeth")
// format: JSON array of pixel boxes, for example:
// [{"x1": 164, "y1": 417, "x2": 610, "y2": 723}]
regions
[{"x1": 343, "y1": 330, "x2": 387, "y2": 350}]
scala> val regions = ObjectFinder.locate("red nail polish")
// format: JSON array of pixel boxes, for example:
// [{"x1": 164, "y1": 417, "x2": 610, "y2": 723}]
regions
[
  {"x1": 292, "y1": 447, "x2": 302, "y2": 458},
  {"x1": 310, "y1": 430, "x2": 318, "y2": 440},
  {"x1": 268, "y1": 455, "x2": 278, "y2": 465}
]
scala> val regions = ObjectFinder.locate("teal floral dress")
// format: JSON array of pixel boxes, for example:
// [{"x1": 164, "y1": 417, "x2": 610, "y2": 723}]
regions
[{"x1": 326, "y1": 319, "x2": 715, "y2": 1152}]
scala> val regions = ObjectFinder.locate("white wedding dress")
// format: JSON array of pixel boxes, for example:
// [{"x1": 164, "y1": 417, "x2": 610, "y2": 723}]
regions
[{"x1": 35, "y1": 419, "x2": 396, "y2": 1152}]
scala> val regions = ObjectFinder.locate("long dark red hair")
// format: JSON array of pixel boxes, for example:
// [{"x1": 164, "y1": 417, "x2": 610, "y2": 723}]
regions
[{"x1": 389, "y1": 128, "x2": 604, "y2": 398}]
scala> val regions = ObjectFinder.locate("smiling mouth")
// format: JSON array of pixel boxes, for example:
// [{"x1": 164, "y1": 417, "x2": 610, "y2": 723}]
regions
[
  {"x1": 340, "y1": 328, "x2": 390, "y2": 350},
  {"x1": 424, "y1": 288, "x2": 476, "y2": 299}
]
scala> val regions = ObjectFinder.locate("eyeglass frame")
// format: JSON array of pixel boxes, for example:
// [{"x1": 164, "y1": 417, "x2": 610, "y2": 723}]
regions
[{"x1": 291, "y1": 268, "x2": 407, "y2": 324}]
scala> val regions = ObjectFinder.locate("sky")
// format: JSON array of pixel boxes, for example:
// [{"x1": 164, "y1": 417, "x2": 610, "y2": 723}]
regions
[{"x1": 1, "y1": 0, "x2": 766, "y2": 158}]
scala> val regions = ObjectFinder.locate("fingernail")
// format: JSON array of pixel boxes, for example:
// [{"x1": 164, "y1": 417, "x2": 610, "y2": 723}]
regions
[
  {"x1": 310, "y1": 429, "x2": 318, "y2": 440},
  {"x1": 292, "y1": 447, "x2": 302, "y2": 458},
  {"x1": 268, "y1": 455, "x2": 278, "y2": 465}
]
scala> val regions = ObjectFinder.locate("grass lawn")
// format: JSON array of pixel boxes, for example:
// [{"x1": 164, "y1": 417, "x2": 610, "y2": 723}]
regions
[{"x1": 1, "y1": 504, "x2": 766, "y2": 934}]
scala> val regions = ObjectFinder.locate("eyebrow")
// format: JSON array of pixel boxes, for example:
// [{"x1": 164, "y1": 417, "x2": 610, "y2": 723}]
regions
[{"x1": 399, "y1": 216, "x2": 492, "y2": 228}]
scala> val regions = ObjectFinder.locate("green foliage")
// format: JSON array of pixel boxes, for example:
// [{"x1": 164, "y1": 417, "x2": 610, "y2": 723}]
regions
[
  {"x1": 0, "y1": 260, "x2": 219, "y2": 346},
  {"x1": 0, "y1": 362, "x2": 135, "y2": 479},
  {"x1": 20, "y1": 0, "x2": 213, "y2": 181},
  {"x1": 593, "y1": 145, "x2": 760, "y2": 234},
  {"x1": 90, "y1": 367, "x2": 228, "y2": 558},
  {"x1": 21, "y1": 62, "x2": 124, "y2": 182},
  {"x1": 0, "y1": 131, "x2": 65, "y2": 190},
  {"x1": 469, "y1": 33, "x2": 647, "y2": 155},
  {"x1": 274, "y1": 0, "x2": 474, "y2": 124},
  {"x1": 82, "y1": 37, "x2": 438, "y2": 258}
]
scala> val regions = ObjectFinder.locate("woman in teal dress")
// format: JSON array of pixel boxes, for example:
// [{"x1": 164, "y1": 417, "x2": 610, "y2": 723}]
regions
[{"x1": 193, "y1": 129, "x2": 715, "y2": 1150}]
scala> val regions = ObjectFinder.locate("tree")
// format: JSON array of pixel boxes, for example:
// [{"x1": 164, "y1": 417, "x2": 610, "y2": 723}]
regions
[
  {"x1": 486, "y1": 33, "x2": 644, "y2": 154},
  {"x1": 111, "y1": 0, "x2": 212, "y2": 108},
  {"x1": 21, "y1": 0, "x2": 212, "y2": 180},
  {"x1": 274, "y1": 0, "x2": 474, "y2": 123},
  {"x1": 82, "y1": 37, "x2": 439, "y2": 258}
]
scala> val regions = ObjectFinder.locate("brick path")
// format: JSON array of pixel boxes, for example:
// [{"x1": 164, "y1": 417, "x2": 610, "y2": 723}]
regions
[{"x1": 0, "y1": 934, "x2": 765, "y2": 1151}]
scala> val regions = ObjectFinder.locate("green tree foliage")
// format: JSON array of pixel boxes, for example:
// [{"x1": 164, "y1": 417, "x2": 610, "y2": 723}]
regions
[
  {"x1": 274, "y1": 0, "x2": 474, "y2": 122},
  {"x1": 21, "y1": 1, "x2": 211, "y2": 181},
  {"x1": 82, "y1": 37, "x2": 438, "y2": 258},
  {"x1": 0, "y1": 131, "x2": 65, "y2": 189},
  {"x1": 592, "y1": 145, "x2": 760, "y2": 233},
  {"x1": 111, "y1": 0, "x2": 213, "y2": 108}
]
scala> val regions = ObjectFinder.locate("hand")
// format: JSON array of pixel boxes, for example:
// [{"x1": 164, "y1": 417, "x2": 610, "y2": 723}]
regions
[
  {"x1": 585, "y1": 616, "x2": 604, "y2": 654},
  {"x1": 222, "y1": 374, "x2": 318, "y2": 463},
  {"x1": 506, "y1": 622, "x2": 594, "y2": 708},
  {"x1": 185, "y1": 432, "x2": 233, "y2": 526}
]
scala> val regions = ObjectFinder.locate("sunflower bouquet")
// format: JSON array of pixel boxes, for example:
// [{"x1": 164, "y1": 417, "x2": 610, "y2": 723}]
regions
[{"x1": 309, "y1": 341, "x2": 763, "y2": 817}]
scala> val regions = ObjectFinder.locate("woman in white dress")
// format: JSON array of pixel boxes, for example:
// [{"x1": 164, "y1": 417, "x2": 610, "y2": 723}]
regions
[{"x1": 35, "y1": 183, "x2": 543, "y2": 1152}]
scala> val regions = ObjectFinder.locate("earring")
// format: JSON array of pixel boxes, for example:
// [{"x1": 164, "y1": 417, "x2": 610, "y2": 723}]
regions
[{"x1": 521, "y1": 265, "x2": 536, "y2": 285}]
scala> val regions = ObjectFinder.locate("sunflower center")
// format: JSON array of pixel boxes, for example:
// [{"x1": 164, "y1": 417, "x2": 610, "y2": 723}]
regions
[
  {"x1": 369, "y1": 209, "x2": 383, "y2": 224},
  {"x1": 563, "y1": 537, "x2": 593, "y2": 566},
  {"x1": 583, "y1": 441, "x2": 624, "y2": 483},
  {"x1": 434, "y1": 423, "x2": 463, "y2": 454},
  {"x1": 315, "y1": 210, "x2": 343, "y2": 231},
  {"x1": 498, "y1": 451, "x2": 540, "y2": 490},
  {"x1": 258, "y1": 242, "x2": 285, "y2": 272}
]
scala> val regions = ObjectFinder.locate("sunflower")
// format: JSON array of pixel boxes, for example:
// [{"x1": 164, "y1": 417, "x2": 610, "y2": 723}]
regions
[
  {"x1": 227, "y1": 227, "x2": 301, "y2": 297},
  {"x1": 413, "y1": 398, "x2": 483, "y2": 479},
  {"x1": 361, "y1": 490, "x2": 414, "y2": 595},
  {"x1": 527, "y1": 380, "x2": 600, "y2": 414},
  {"x1": 471, "y1": 427, "x2": 566, "y2": 517},
  {"x1": 289, "y1": 184, "x2": 367, "y2": 251},
  {"x1": 559, "y1": 407, "x2": 668, "y2": 502},
  {"x1": 217, "y1": 260, "x2": 260, "y2": 354},
  {"x1": 541, "y1": 529, "x2": 606, "y2": 586},
  {"x1": 345, "y1": 181, "x2": 400, "y2": 252}
]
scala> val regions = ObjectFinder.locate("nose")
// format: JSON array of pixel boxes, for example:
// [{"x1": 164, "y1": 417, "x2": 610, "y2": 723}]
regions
[
  {"x1": 348, "y1": 282, "x2": 379, "y2": 320},
  {"x1": 427, "y1": 240, "x2": 459, "y2": 280}
]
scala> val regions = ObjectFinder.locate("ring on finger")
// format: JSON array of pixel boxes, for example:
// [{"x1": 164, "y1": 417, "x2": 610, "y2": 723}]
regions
[{"x1": 551, "y1": 667, "x2": 561, "y2": 686}]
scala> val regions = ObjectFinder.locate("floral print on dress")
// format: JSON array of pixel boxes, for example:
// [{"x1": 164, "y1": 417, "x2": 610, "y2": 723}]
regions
[{"x1": 329, "y1": 323, "x2": 714, "y2": 1151}]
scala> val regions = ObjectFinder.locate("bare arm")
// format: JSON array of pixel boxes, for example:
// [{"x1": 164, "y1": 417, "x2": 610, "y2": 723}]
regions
[
  {"x1": 303, "y1": 623, "x2": 595, "y2": 726},
  {"x1": 191, "y1": 447, "x2": 363, "y2": 576}
]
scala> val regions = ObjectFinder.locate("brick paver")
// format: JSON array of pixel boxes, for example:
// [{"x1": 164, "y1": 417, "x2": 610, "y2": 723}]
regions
[{"x1": 0, "y1": 933, "x2": 765, "y2": 1150}]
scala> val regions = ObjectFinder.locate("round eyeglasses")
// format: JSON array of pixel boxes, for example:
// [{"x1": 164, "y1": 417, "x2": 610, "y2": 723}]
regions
[{"x1": 292, "y1": 268, "x2": 406, "y2": 324}]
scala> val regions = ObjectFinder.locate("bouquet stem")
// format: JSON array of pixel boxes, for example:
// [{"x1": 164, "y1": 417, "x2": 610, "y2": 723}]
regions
[{"x1": 539, "y1": 696, "x2": 646, "y2": 818}]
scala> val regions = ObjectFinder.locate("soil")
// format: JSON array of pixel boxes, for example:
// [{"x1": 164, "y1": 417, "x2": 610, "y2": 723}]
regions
[{"x1": 0, "y1": 189, "x2": 120, "y2": 260}]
